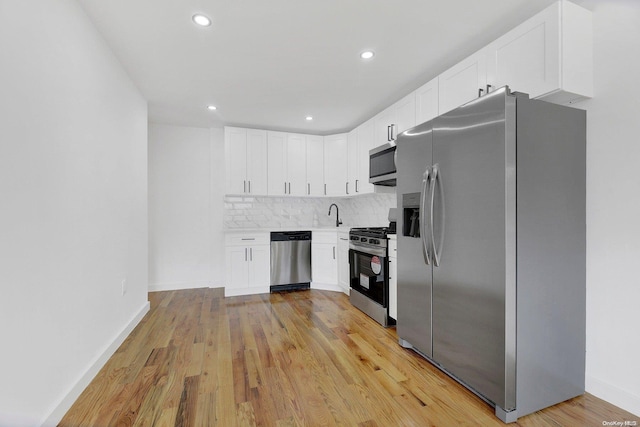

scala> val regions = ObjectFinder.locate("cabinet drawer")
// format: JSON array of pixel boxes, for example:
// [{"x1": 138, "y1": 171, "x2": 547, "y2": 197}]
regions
[
  {"x1": 225, "y1": 233, "x2": 269, "y2": 246},
  {"x1": 313, "y1": 231, "x2": 337, "y2": 244}
]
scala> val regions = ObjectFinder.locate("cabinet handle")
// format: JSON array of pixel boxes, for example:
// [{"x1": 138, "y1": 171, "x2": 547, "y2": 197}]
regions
[
  {"x1": 250, "y1": 247, "x2": 253, "y2": 261},
  {"x1": 478, "y1": 88, "x2": 484, "y2": 97},
  {"x1": 387, "y1": 125, "x2": 391, "y2": 142},
  {"x1": 248, "y1": 180, "x2": 251, "y2": 193},
  {"x1": 390, "y1": 124, "x2": 396, "y2": 141},
  {"x1": 333, "y1": 246, "x2": 336, "y2": 259},
  {"x1": 241, "y1": 238, "x2": 255, "y2": 241},
  {"x1": 346, "y1": 182, "x2": 349, "y2": 195},
  {"x1": 244, "y1": 180, "x2": 246, "y2": 193},
  {"x1": 245, "y1": 248, "x2": 248, "y2": 261},
  {"x1": 486, "y1": 84, "x2": 492, "y2": 94},
  {"x1": 308, "y1": 183, "x2": 310, "y2": 195},
  {"x1": 288, "y1": 182, "x2": 291, "y2": 194},
  {"x1": 284, "y1": 182, "x2": 287, "y2": 194},
  {"x1": 355, "y1": 179, "x2": 359, "y2": 193},
  {"x1": 324, "y1": 183, "x2": 327, "y2": 195}
]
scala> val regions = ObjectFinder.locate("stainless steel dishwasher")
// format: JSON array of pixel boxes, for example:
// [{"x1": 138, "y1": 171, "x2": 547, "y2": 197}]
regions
[{"x1": 270, "y1": 231, "x2": 312, "y2": 292}]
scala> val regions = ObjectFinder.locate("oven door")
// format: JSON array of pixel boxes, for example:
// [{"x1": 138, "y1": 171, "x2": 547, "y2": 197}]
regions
[{"x1": 349, "y1": 245, "x2": 388, "y2": 307}]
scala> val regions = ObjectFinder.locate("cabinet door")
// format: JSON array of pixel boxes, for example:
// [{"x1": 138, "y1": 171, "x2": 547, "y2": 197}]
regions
[
  {"x1": 323, "y1": 134, "x2": 348, "y2": 196},
  {"x1": 347, "y1": 129, "x2": 358, "y2": 196},
  {"x1": 248, "y1": 244, "x2": 270, "y2": 288},
  {"x1": 388, "y1": 255, "x2": 397, "y2": 320},
  {"x1": 225, "y1": 246, "x2": 249, "y2": 289},
  {"x1": 373, "y1": 107, "x2": 396, "y2": 147},
  {"x1": 306, "y1": 135, "x2": 324, "y2": 196},
  {"x1": 415, "y1": 77, "x2": 439, "y2": 125},
  {"x1": 337, "y1": 235, "x2": 350, "y2": 293},
  {"x1": 356, "y1": 119, "x2": 375, "y2": 195},
  {"x1": 394, "y1": 92, "x2": 416, "y2": 135},
  {"x1": 246, "y1": 129, "x2": 268, "y2": 195},
  {"x1": 224, "y1": 127, "x2": 247, "y2": 195},
  {"x1": 286, "y1": 134, "x2": 307, "y2": 196},
  {"x1": 312, "y1": 243, "x2": 338, "y2": 285},
  {"x1": 485, "y1": 2, "x2": 560, "y2": 99},
  {"x1": 267, "y1": 131, "x2": 287, "y2": 195},
  {"x1": 439, "y1": 51, "x2": 487, "y2": 115}
]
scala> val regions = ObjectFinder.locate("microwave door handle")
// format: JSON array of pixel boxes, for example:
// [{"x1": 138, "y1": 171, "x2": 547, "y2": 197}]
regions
[{"x1": 419, "y1": 167, "x2": 431, "y2": 265}]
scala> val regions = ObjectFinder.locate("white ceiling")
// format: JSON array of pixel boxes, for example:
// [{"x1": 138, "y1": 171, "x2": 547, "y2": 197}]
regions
[{"x1": 77, "y1": 0, "x2": 576, "y2": 135}]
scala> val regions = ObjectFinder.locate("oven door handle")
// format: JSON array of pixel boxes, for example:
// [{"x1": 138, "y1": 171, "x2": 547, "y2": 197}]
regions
[
  {"x1": 419, "y1": 166, "x2": 431, "y2": 265},
  {"x1": 348, "y1": 243, "x2": 387, "y2": 258}
]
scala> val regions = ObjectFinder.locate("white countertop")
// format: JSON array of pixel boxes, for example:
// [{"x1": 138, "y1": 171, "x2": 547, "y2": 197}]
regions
[{"x1": 224, "y1": 227, "x2": 348, "y2": 234}]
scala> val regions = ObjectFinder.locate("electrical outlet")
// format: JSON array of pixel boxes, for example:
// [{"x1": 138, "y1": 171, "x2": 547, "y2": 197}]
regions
[{"x1": 121, "y1": 278, "x2": 127, "y2": 296}]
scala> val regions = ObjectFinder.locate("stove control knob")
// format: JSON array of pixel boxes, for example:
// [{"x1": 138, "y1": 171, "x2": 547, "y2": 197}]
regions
[{"x1": 371, "y1": 239, "x2": 378, "y2": 244}]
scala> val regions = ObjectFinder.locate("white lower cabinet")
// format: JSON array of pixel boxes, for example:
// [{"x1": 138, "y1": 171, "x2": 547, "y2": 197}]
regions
[
  {"x1": 311, "y1": 231, "x2": 339, "y2": 290},
  {"x1": 224, "y1": 233, "x2": 270, "y2": 297},
  {"x1": 337, "y1": 232, "x2": 350, "y2": 294},
  {"x1": 388, "y1": 236, "x2": 397, "y2": 320}
]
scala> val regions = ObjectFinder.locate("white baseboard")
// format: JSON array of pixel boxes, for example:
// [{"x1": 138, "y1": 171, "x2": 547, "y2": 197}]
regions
[
  {"x1": 586, "y1": 375, "x2": 640, "y2": 417},
  {"x1": 224, "y1": 286, "x2": 270, "y2": 297},
  {"x1": 41, "y1": 301, "x2": 151, "y2": 427},
  {"x1": 311, "y1": 282, "x2": 349, "y2": 295},
  {"x1": 148, "y1": 280, "x2": 216, "y2": 292}
]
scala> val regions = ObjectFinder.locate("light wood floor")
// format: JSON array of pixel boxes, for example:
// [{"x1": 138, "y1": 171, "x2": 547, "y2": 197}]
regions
[{"x1": 60, "y1": 288, "x2": 636, "y2": 426}]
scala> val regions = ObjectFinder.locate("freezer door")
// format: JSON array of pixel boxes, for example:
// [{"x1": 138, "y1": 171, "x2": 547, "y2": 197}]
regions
[
  {"x1": 395, "y1": 123, "x2": 434, "y2": 357},
  {"x1": 431, "y1": 88, "x2": 516, "y2": 411}
]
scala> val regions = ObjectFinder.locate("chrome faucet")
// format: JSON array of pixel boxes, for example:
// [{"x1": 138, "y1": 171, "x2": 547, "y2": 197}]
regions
[{"x1": 328, "y1": 203, "x2": 342, "y2": 227}]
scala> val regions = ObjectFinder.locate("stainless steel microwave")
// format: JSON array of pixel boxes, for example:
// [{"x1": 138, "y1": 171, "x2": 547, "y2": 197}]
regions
[{"x1": 369, "y1": 143, "x2": 396, "y2": 186}]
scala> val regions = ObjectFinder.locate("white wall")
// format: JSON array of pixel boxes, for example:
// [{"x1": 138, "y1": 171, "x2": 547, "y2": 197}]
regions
[
  {"x1": 580, "y1": 0, "x2": 640, "y2": 416},
  {"x1": 0, "y1": 1, "x2": 149, "y2": 426},
  {"x1": 148, "y1": 124, "x2": 225, "y2": 290}
]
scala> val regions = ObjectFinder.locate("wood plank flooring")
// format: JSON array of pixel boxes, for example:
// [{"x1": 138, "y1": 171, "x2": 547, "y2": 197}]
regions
[{"x1": 59, "y1": 288, "x2": 637, "y2": 426}]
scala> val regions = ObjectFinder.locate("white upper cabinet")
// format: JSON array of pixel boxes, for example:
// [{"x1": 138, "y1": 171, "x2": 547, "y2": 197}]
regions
[
  {"x1": 267, "y1": 131, "x2": 288, "y2": 196},
  {"x1": 355, "y1": 118, "x2": 375, "y2": 195},
  {"x1": 374, "y1": 93, "x2": 416, "y2": 146},
  {"x1": 225, "y1": 2, "x2": 592, "y2": 199},
  {"x1": 306, "y1": 135, "x2": 324, "y2": 196},
  {"x1": 346, "y1": 129, "x2": 358, "y2": 196},
  {"x1": 267, "y1": 132, "x2": 307, "y2": 196},
  {"x1": 246, "y1": 129, "x2": 268, "y2": 195},
  {"x1": 286, "y1": 133, "x2": 307, "y2": 196},
  {"x1": 439, "y1": 50, "x2": 487, "y2": 115},
  {"x1": 438, "y1": 0, "x2": 592, "y2": 116},
  {"x1": 394, "y1": 92, "x2": 416, "y2": 135},
  {"x1": 415, "y1": 77, "x2": 439, "y2": 126},
  {"x1": 373, "y1": 107, "x2": 396, "y2": 147},
  {"x1": 486, "y1": 0, "x2": 592, "y2": 104},
  {"x1": 323, "y1": 133, "x2": 348, "y2": 196},
  {"x1": 225, "y1": 127, "x2": 267, "y2": 195}
]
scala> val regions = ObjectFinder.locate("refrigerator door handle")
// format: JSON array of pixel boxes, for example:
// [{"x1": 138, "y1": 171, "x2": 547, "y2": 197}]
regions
[
  {"x1": 430, "y1": 164, "x2": 444, "y2": 267},
  {"x1": 419, "y1": 167, "x2": 431, "y2": 265}
]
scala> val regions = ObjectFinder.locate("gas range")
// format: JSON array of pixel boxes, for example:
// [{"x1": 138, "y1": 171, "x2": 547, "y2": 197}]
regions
[{"x1": 348, "y1": 226, "x2": 395, "y2": 327}]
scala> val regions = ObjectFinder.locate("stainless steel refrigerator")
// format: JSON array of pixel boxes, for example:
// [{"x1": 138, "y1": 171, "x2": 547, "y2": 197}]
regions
[{"x1": 396, "y1": 86, "x2": 585, "y2": 422}]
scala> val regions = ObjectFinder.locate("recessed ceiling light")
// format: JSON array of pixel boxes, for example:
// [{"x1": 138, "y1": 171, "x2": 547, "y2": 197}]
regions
[
  {"x1": 207, "y1": 105, "x2": 217, "y2": 111},
  {"x1": 305, "y1": 116, "x2": 313, "y2": 121},
  {"x1": 192, "y1": 14, "x2": 212, "y2": 27},
  {"x1": 360, "y1": 50, "x2": 375, "y2": 60}
]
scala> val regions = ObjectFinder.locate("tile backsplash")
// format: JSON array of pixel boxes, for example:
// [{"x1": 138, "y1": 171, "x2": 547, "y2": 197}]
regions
[{"x1": 223, "y1": 192, "x2": 397, "y2": 229}]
